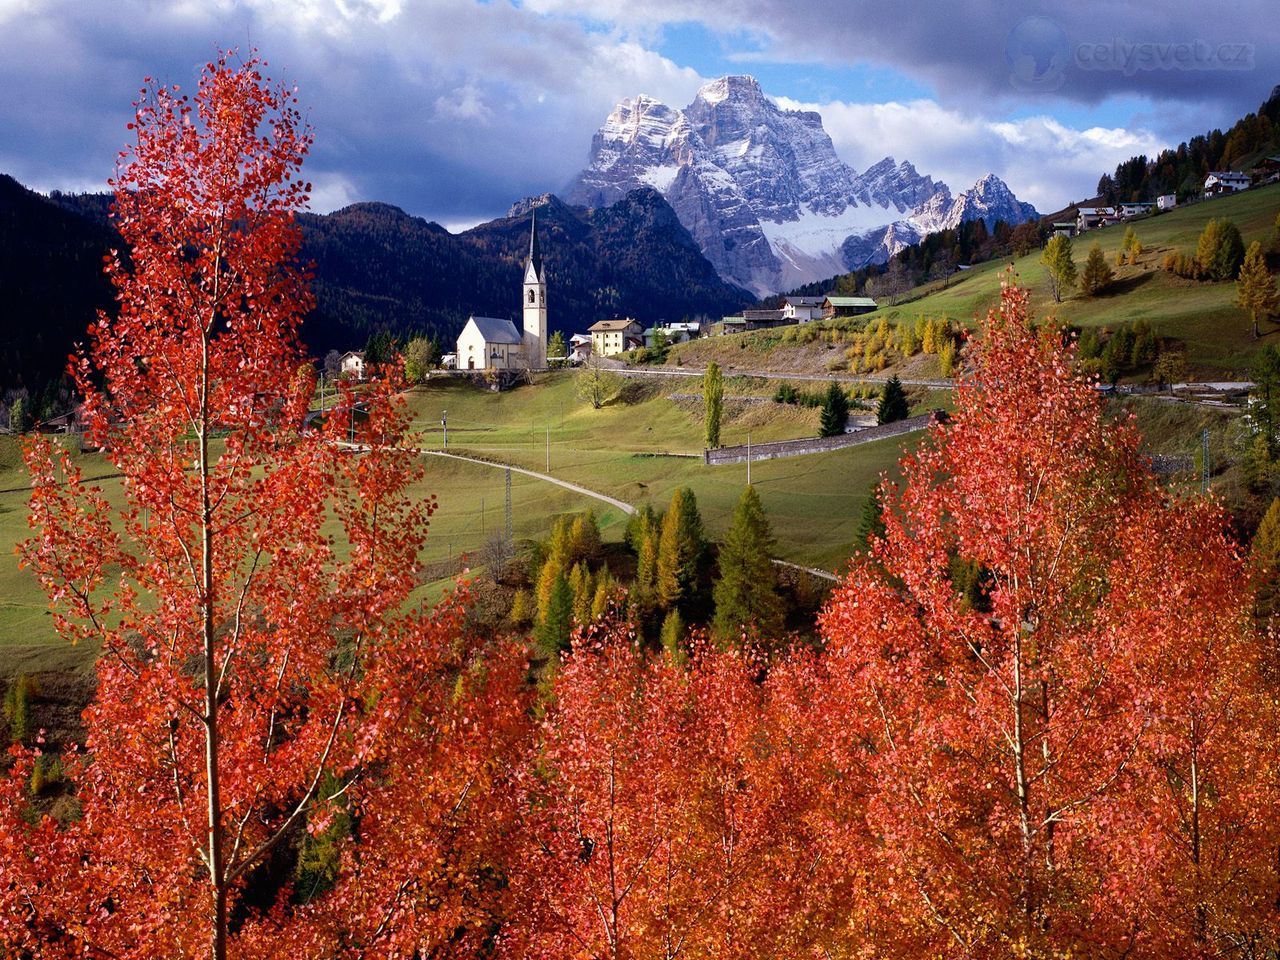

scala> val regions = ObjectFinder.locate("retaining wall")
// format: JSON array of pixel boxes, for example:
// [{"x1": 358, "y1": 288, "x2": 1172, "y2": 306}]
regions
[{"x1": 704, "y1": 412, "x2": 939, "y2": 466}]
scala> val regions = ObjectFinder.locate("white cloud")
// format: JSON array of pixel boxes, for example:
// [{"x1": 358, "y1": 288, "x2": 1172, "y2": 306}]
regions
[
  {"x1": 774, "y1": 95, "x2": 1167, "y2": 213},
  {"x1": 307, "y1": 171, "x2": 363, "y2": 213},
  {"x1": 433, "y1": 83, "x2": 493, "y2": 123}
]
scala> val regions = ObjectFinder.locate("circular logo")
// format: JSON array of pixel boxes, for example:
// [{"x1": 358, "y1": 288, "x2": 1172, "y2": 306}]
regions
[{"x1": 1005, "y1": 16, "x2": 1070, "y2": 92}]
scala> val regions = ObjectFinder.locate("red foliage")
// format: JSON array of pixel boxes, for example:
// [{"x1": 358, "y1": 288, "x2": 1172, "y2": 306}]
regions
[
  {"x1": 0, "y1": 52, "x2": 532, "y2": 959},
  {"x1": 819, "y1": 276, "x2": 1279, "y2": 957},
  {"x1": 505, "y1": 618, "x2": 854, "y2": 959}
]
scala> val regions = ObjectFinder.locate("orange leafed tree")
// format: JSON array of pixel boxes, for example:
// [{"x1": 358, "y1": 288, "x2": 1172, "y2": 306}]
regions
[
  {"x1": 0, "y1": 52, "x2": 531, "y2": 960},
  {"x1": 820, "y1": 276, "x2": 1279, "y2": 957},
  {"x1": 507, "y1": 620, "x2": 850, "y2": 959}
]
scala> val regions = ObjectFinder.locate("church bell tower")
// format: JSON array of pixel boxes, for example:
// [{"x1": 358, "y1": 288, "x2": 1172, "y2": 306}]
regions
[{"x1": 522, "y1": 209, "x2": 547, "y2": 369}]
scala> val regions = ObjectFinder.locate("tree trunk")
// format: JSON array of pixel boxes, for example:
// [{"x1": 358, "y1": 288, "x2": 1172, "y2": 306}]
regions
[{"x1": 202, "y1": 269, "x2": 227, "y2": 960}]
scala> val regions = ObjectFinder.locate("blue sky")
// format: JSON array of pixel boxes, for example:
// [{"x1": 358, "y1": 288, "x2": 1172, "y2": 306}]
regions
[{"x1": 0, "y1": 0, "x2": 1273, "y2": 226}]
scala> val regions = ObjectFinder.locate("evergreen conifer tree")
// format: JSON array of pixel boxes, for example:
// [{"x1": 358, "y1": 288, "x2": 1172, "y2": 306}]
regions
[
  {"x1": 546, "y1": 330, "x2": 567, "y2": 366},
  {"x1": 8, "y1": 396, "x2": 30, "y2": 434},
  {"x1": 656, "y1": 488, "x2": 705, "y2": 610},
  {"x1": 854, "y1": 482, "x2": 887, "y2": 553},
  {"x1": 536, "y1": 571, "x2": 574, "y2": 657},
  {"x1": 1080, "y1": 242, "x2": 1115, "y2": 296},
  {"x1": 703, "y1": 361, "x2": 724, "y2": 449},
  {"x1": 1196, "y1": 218, "x2": 1245, "y2": 281},
  {"x1": 659, "y1": 608, "x2": 686, "y2": 665},
  {"x1": 1040, "y1": 234, "x2": 1077, "y2": 302},
  {"x1": 819, "y1": 381, "x2": 850, "y2": 436},
  {"x1": 712, "y1": 485, "x2": 784, "y2": 641},
  {"x1": 877, "y1": 376, "x2": 909, "y2": 425},
  {"x1": 1237, "y1": 240, "x2": 1279, "y2": 339}
]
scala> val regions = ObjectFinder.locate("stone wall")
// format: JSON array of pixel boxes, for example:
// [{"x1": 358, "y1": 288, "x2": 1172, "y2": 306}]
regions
[{"x1": 704, "y1": 412, "x2": 939, "y2": 465}]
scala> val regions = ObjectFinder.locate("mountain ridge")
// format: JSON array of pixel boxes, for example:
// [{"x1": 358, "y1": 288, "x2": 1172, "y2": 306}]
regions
[
  {"x1": 0, "y1": 176, "x2": 751, "y2": 396},
  {"x1": 566, "y1": 75, "x2": 1039, "y2": 296}
]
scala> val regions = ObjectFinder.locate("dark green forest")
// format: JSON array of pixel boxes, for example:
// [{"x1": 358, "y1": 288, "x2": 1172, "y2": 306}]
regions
[
  {"x1": 0, "y1": 178, "x2": 751, "y2": 397},
  {"x1": 1097, "y1": 85, "x2": 1280, "y2": 203}
]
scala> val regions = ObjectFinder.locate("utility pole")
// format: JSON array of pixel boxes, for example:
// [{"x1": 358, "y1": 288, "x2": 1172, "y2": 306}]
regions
[
  {"x1": 442, "y1": 410, "x2": 448, "y2": 449},
  {"x1": 1202, "y1": 427, "x2": 1210, "y2": 493},
  {"x1": 505, "y1": 467, "x2": 513, "y2": 548}
]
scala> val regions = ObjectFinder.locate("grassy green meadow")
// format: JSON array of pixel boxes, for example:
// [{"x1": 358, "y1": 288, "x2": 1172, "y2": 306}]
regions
[
  {"x1": 0, "y1": 372, "x2": 917, "y2": 676},
  {"x1": 670, "y1": 182, "x2": 1280, "y2": 379}
]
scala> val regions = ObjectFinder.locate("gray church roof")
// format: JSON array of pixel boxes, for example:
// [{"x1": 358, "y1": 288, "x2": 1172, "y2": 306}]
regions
[{"x1": 467, "y1": 315, "x2": 523, "y2": 344}]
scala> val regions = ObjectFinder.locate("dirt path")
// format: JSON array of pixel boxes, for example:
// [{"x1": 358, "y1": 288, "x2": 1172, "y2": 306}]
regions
[
  {"x1": 613, "y1": 364, "x2": 953, "y2": 389},
  {"x1": 353, "y1": 445, "x2": 847, "y2": 581},
  {"x1": 418, "y1": 449, "x2": 636, "y2": 517}
]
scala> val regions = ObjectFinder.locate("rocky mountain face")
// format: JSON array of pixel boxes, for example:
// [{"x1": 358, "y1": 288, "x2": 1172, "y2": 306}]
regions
[{"x1": 566, "y1": 76, "x2": 1039, "y2": 296}]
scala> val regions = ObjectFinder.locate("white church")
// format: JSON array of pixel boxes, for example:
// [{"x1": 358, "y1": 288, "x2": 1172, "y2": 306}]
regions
[{"x1": 455, "y1": 212, "x2": 547, "y2": 372}]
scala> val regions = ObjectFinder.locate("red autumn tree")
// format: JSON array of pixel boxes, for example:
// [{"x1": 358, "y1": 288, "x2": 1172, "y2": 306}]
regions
[
  {"x1": 507, "y1": 620, "x2": 845, "y2": 959},
  {"x1": 820, "y1": 277, "x2": 1278, "y2": 957},
  {"x1": 0, "y1": 52, "x2": 531, "y2": 959}
]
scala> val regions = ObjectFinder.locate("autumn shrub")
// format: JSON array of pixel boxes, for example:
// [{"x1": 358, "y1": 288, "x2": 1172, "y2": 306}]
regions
[
  {"x1": 28, "y1": 755, "x2": 61, "y2": 797},
  {"x1": 1164, "y1": 250, "x2": 1204, "y2": 280},
  {"x1": 772, "y1": 383, "x2": 799, "y2": 404}
]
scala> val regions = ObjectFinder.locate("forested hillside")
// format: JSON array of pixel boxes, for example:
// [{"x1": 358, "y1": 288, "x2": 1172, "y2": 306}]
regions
[
  {"x1": 1, "y1": 178, "x2": 751, "y2": 399},
  {"x1": 1097, "y1": 84, "x2": 1280, "y2": 202},
  {"x1": 0, "y1": 176, "x2": 114, "y2": 397}
]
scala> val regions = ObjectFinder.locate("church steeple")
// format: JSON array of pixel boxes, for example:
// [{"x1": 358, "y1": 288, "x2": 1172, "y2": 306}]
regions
[
  {"x1": 525, "y1": 207, "x2": 544, "y2": 282},
  {"x1": 522, "y1": 208, "x2": 547, "y2": 368}
]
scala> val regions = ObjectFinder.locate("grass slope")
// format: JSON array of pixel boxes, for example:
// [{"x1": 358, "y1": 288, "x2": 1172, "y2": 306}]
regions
[
  {"x1": 1, "y1": 373, "x2": 915, "y2": 675},
  {"x1": 669, "y1": 183, "x2": 1280, "y2": 378}
]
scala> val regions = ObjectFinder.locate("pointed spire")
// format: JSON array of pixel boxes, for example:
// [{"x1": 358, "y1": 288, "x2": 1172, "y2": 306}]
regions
[{"x1": 526, "y1": 207, "x2": 543, "y2": 279}]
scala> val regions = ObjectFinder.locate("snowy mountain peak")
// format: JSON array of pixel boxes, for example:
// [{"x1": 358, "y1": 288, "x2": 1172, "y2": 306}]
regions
[
  {"x1": 566, "y1": 79, "x2": 1038, "y2": 296},
  {"x1": 692, "y1": 74, "x2": 764, "y2": 106}
]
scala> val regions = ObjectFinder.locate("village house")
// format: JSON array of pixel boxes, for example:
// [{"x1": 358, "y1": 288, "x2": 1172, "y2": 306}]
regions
[
  {"x1": 1118, "y1": 202, "x2": 1154, "y2": 218},
  {"x1": 568, "y1": 333, "x2": 593, "y2": 364},
  {"x1": 1204, "y1": 171, "x2": 1250, "y2": 196},
  {"x1": 741, "y1": 308, "x2": 788, "y2": 329},
  {"x1": 1075, "y1": 206, "x2": 1117, "y2": 232},
  {"x1": 782, "y1": 296, "x2": 825, "y2": 323},
  {"x1": 339, "y1": 350, "x2": 366, "y2": 380},
  {"x1": 1051, "y1": 221, "x2": 1077, "y2": 238},
  {"x1": 821, "y1": 296, "x2": 878, "y2": 320},
  {"x1": 1252, "y1": 156, "x2": 1280, "y2": 184},
  {"x1": 589, "y1": 318, "x2": 644, "y2": 356},
  {"x1": 1156, "y1": 194, "x2": 1177, "y2": 211},
  {"x1": 642, "y1": 320, "x2": 702, "y2": 348}
]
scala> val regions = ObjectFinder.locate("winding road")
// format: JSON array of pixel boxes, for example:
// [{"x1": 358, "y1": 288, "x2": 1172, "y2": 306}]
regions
[
  {"x1": 413, "y1": 448, "x2": 842, "y2": 582},
  {"x1": 419, "y1": 449, "x2": 636, "y2": 517}
]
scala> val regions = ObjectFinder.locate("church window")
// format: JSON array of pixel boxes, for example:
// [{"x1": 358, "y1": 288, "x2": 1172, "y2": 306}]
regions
[{"x1": 528, "y1": 289, "x2": 535, "y2": 304}]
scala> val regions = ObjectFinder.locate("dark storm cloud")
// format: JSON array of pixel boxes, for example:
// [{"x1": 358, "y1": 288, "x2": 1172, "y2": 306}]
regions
[
  {"x1": 1, "y1": 0, "x2": 1274, "y2": 223},
  {"x1": 528, "y1": 0, "x2": 1279, "y2": 126},
  {"x1": 0, "y1": 0, "x2": 703, "y2": 222}
]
